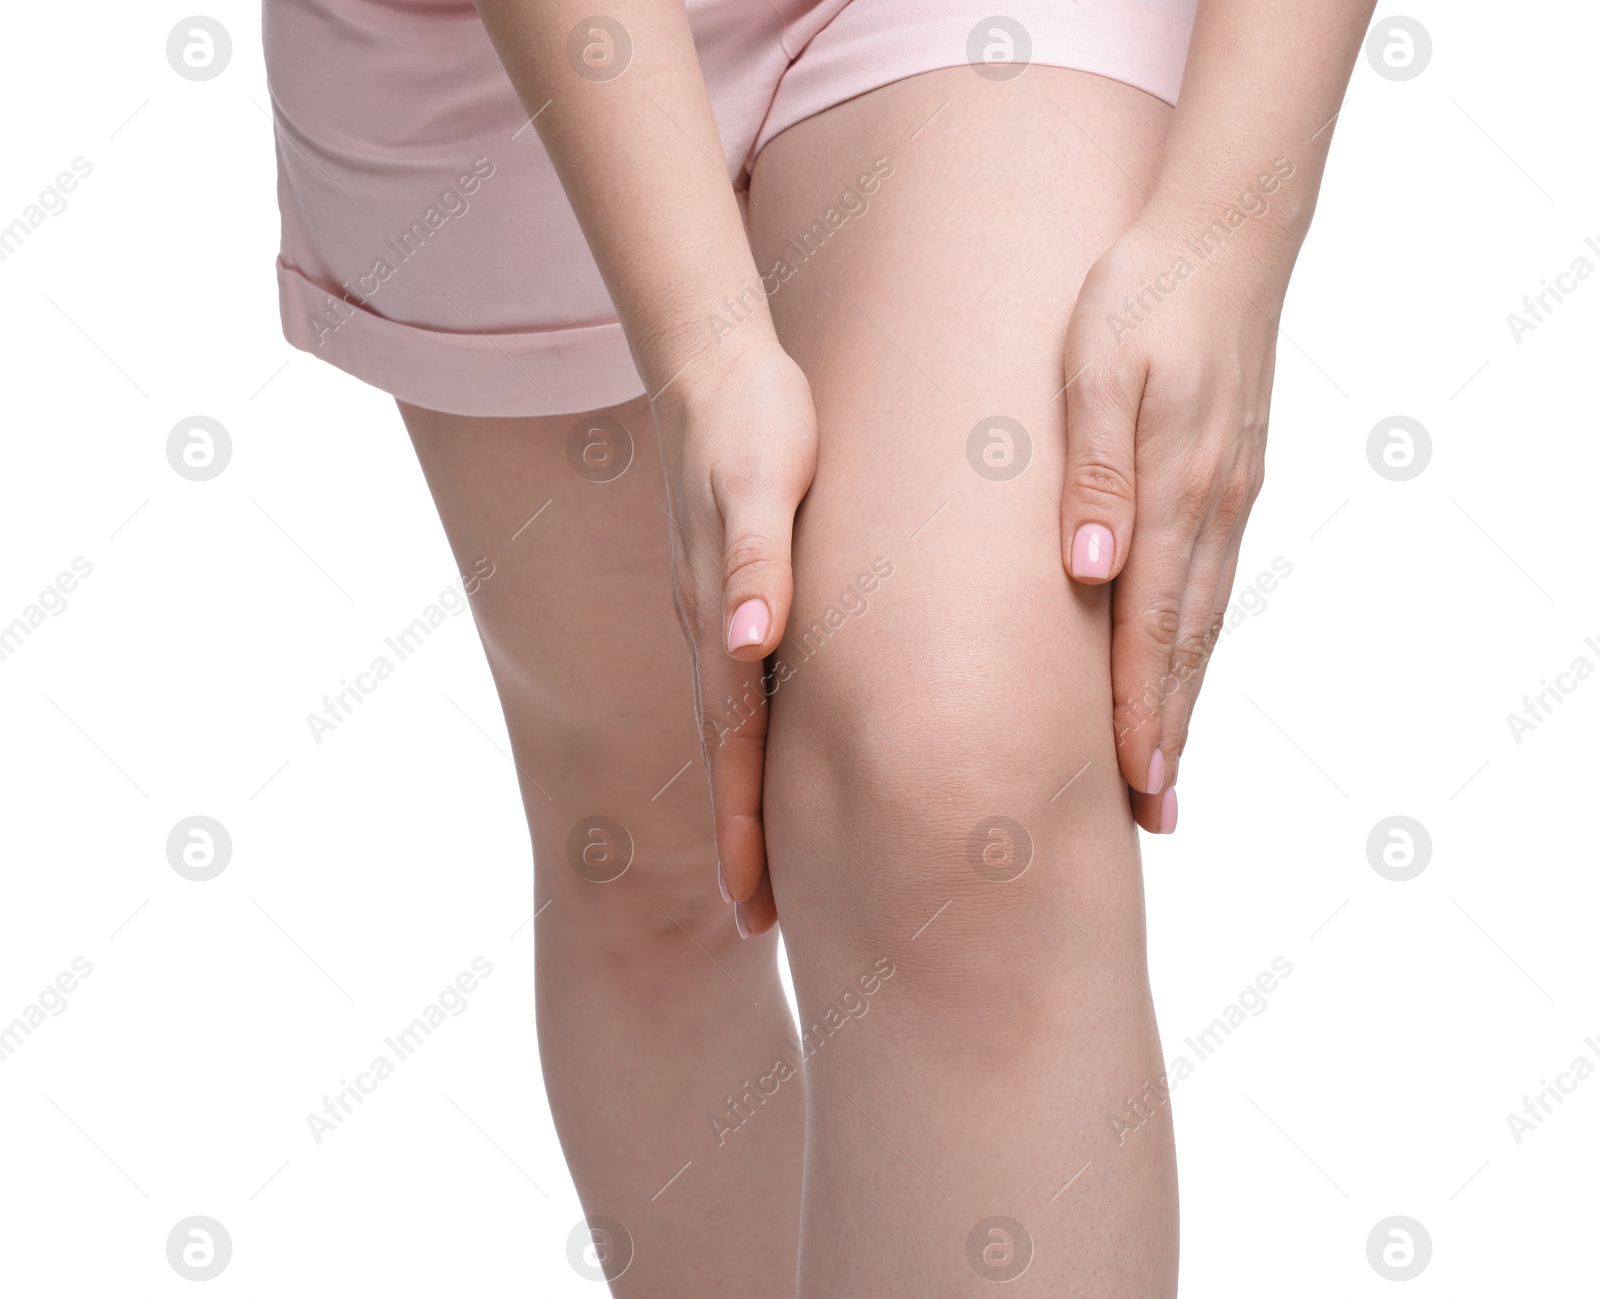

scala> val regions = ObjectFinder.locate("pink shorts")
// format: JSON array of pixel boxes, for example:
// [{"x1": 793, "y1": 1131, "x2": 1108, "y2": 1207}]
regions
[{"x1": 265, "y1": 0, "x2": 1196, "y2": 417}]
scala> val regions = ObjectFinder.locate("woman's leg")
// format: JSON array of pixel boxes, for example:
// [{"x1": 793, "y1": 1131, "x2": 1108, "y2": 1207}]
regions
[
  {"x1": 396, "y1": 395, "x2": 802, "y2": 1296},
  {"x1": 753, "y1": 68, "x2": 1179, "y2": 1295}
]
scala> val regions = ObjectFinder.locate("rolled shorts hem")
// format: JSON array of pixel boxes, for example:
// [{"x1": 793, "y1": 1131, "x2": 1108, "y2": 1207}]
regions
[{"x1": 276, "y1": 258, "x2": 647, "y2": 418}]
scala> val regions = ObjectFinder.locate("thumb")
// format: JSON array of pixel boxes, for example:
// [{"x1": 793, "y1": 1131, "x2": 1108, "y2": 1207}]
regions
[
  {"x1": 719, "y1": 480, "x2": 798, "y2": 662},
  {"x1": 1061, "y1": 362, "x2": 1141, "y2": 584}
]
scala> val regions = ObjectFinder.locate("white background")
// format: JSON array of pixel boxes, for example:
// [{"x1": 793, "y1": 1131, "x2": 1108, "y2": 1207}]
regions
[{"x1": 1, "y1": 2, "x2": 1595, "y2": 1294}]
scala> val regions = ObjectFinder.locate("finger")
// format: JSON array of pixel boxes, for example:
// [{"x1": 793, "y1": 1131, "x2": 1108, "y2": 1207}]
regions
[
  {"x1": 693, "y1": 601, "x2": 772, "y2": 905},
  {"x1": 664, "y1": 495, "x2": 774, "y2": 910},
  {"x1": 709, "y1": 466, "x2": 806, "y2": 905},
  {"x1": 735, "y1": 870, "x2": 779, "y2": 939},
  {"x1": 1110, "y1": 523, "x2": 1196, "y2": 814},
  {"x1": 1159, "y1": 457, "x2": 1260, "y2": 787},
  {"x1": 1062, "y1": 360, "x2": 1142, "y2": 585},
  {"x1": 1158, "y1": 536, "x2": 1244, "y2": 790},
  {"x1": 718, "y1": 475, "x2": 798, "y2": 662},
  {"x1": 1129, "y1": 786, "x2": 1177, "y2": 836}
]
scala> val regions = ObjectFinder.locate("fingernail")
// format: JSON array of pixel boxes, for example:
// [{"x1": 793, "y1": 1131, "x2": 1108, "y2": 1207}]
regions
[
  {"x1": 1146, "y1": 748, "x2": 1165, "y2": 796},
  {"x1": 716, "y1": 861, "x2": 732, "y2": 904},
  {"x1": 1159, "y1": 785, "x2": 1179, "y2": 834},
  {"x1": 734, "y1": 902, "x2": 751, "y2": 939},
  {"x1": 728, "y1": 598, "x2": 770, "y2": 653},
  {"x1": 1071, "y1": 524, "x2": 1114, "y2": 580}
]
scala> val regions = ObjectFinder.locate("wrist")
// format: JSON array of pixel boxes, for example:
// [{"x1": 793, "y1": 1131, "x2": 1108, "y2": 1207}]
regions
[
  {"x1": 630, "y1": 267, "x2": 782, "y2": 397},
  {"x1": 1131, "y1": 177, "x2": 1304, "y2": 305},
  {"x1": 1143, "y1": 153, "x2": 1311, "y2": 265},
  {"x1": 648, "y1": 319, "x2": 794, "y2": 423}
]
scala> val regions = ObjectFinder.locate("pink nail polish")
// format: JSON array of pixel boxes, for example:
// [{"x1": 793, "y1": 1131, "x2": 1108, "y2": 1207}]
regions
[
  {"x1": 1159, "y1": 785, "x2": 1179, "y2": 834},
  {"x1": 1071, "y1": 524, "x2": 1115, "y2": 580},
  {"x1": 716, "y1": 861, "x2": 732, "y2": 904},
  {"x1": 728, "y1": 598, "x2": 770, "y2": 653},
  {"x1": 1146, "y1": 749, "x2": 1165, "y2": 796},
  {"x1": 734, "y1": 902, "x2": 751, "y2": 939}
]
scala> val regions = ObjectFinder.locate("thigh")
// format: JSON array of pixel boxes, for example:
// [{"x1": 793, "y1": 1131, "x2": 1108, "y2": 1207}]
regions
[{"x1": 396, "y1": 395, "x2": 727, "y2": 948}]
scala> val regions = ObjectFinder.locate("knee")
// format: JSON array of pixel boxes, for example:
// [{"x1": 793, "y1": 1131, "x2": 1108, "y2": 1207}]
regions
[
  {"x1": 765, "y1": 600, "x2": 1143, "y2": 1041},
  {"x1": 768, "y1": 556, "x2": 1118, "y2": 864},
  {"x1": 508, "y1": 709, "x2": 745, "y2": 980},
  {"x1": 533, "y1": 801, "x2": 734, "y2": 967}
]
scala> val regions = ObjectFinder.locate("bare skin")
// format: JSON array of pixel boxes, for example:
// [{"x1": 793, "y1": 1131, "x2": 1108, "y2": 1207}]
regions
[
  {"x1": 396, "y1": 66, "x2": 1178, "y2": 1294},
  {"x1": 753, "y1": 65, "x2": 1180, "y2": 1297},
  {"x1": 470, "y1": 0, "x2": 1376, "y2": 917},
  {"x1": 382, "y1": 0, "x2": 1380, "y2": 1292},
  {"x1": 397, "y1": 394, "x2": 803, "y2": 1296}
]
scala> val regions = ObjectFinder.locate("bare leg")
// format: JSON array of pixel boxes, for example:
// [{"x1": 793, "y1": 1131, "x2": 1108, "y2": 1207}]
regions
[
  {"x1": 753, "y1": 67, "x2": 1179, "y2": 1296},
  {"x1": 397, "y1": 395, "x2": 802, "y2": 1296}
]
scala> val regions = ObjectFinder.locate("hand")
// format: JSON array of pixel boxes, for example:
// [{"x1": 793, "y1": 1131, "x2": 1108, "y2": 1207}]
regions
[
  {"x1": 654, "y1": 333, "x2": 818, "y2": 935},
  {"x1": 1059, "y1": 201, "x2": 1291, "y2": 834}
]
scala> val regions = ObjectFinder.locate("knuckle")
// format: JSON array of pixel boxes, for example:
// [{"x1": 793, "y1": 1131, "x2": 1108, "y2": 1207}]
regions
[
  {"x1": 1172, "y1": 475, "x2": 1213, "y2": 531},
  {"x1": 1134, "y1": 593, "x2": 1182, "y2": 656},
  {"x1": 1067, "y1": 458, "x2": 1136, "y2": 510},
  {"x1": 722, "y1": 532, "x2": 775, "y2": 586},
  {"x1": 1073, "y1": 362, "x2": 1126, "y2": 410},
  {"x1": 1169, "y1": 628, "x2": 1213, "y2": 683},
  {"x1": 1211, "y1": 471, "x2": 1253, "y2": 534}
]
